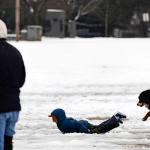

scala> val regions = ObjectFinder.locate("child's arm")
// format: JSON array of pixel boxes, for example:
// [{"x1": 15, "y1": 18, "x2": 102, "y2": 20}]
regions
[{"x1": 69, "y1": 120, "x2": 89, "y2": 133}]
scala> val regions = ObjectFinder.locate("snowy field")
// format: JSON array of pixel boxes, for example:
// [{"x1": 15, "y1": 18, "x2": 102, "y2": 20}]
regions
[{"x1": 10, "y1": 37, "x2": 150, "y2": 150}]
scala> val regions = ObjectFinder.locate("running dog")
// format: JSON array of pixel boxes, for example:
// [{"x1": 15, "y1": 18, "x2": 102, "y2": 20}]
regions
[{"x1": 137, "y1": 90, "x2": 150, "y2": 121}]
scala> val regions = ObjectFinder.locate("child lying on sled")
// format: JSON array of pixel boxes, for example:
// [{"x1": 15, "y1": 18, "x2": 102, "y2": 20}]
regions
[{"x1": 48, "y1": 108, "x2": 126, "y2": 134}]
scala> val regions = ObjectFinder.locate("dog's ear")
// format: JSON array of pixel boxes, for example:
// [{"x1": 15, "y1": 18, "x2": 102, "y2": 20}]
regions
[
  {"x1": 139, "y1": 95, "x2": 144, "y2": 103},
  {"x1": 139, "y1": 94, "x2": 145, "y2": 103},
  {"x1": 143, "y1": 96, "x2": 150, "y2": 104},
  {"x1": 139, "y1": 90, "x2": 150, "y2": 103}
]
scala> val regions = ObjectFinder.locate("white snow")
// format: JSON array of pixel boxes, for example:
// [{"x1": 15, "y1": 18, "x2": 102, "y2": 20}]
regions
[
  {"x1": 9, "y1": 37, "x2": 150, "y2": 150},
  {"x1": 47, "y1": 9, "x2": 65, "y2": 12}
]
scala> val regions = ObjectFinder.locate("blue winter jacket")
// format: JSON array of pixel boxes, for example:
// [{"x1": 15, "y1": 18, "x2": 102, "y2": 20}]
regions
[{"x1": 51, "y1": 108, "x2": 90, "y2": 133}]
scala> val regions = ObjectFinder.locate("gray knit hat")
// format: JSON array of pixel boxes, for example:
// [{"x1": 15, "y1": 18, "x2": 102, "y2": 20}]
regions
[{"x1": 0, "y1": 19, "x2": 7, "y2": 39}]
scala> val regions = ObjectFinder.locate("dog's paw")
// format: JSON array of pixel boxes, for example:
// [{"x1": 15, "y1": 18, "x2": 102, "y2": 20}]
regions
[{"x1": 142, "y1": 118, "x2": 147, "y2": 121}]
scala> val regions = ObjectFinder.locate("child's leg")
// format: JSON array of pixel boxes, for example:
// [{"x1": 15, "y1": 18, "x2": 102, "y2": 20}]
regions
[
  {"x1": 89, "y1": 112, "x2": 126, "y2": 134},
  {"x1": 89, "y1": 118, "x2": 113, "y2": 129},
  {"x1": 97, "y1": 117, "x2": 119, "y2": 134},
  {"x1": 88, "y1": 117, "x2": 119, "y2": 133}
]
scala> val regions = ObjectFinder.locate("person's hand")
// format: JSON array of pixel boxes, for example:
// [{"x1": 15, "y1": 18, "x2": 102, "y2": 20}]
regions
[{"x1": 88, "y1": 129, "x2": 97, "y2": 134}]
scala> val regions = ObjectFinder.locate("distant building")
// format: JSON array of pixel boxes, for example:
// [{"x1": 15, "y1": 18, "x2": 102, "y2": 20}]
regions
[
  {"x1": 114, "y1": 11, "x2": 150, "y2": 38},
  {"x1": 27, "y1": 26, "x2": 42, "y2": 41},
  {"x1": 45, "y1": 9, "x2": 65, "y2": 38}
]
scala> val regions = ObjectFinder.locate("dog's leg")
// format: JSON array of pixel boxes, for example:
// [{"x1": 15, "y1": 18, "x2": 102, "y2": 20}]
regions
[{"x1": 142, "y1": 111, "x2": 150, "y2": 121}]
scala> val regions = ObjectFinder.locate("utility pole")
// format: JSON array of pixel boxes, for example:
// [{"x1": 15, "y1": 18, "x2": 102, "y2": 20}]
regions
[
  {"x1": 105, "y1": 0, "x2": 109, "y2": 37},
  {"x1": 16, "y1": 0, "x2": 20, "y2": 41}
]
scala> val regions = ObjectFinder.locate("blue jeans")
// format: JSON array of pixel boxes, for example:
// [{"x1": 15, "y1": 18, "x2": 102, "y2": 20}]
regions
[{"x1": 0, "y1": 111, "x2": 19, "y2": 150}]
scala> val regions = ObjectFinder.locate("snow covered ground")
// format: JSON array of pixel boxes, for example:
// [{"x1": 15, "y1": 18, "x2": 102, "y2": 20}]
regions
[{"x1": 10, "y1": 37, "x2": 150, "y2": 150}]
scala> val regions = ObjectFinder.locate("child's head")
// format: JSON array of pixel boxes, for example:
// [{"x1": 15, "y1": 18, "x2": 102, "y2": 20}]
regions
[
  {"x1": 48, "y1": 115, "x2": 58, "y2": 124},
  {"x1": 49, "y1": 108, "x2": 66, "y2": 125}
]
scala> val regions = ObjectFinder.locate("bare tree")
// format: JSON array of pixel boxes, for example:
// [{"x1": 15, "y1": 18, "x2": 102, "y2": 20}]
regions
[
  {"x1": 20, "y1": 0, "x2": 49, "y2": 24},
  {"x1": 72, "y1": 0, "x2": 104, "y2": 20},
  {"x1": 21, "y1": 0, "x2": 48, "y2": 12},
  {"x1": 20, "y1": 0, "x2": 73, "y2": 25}
]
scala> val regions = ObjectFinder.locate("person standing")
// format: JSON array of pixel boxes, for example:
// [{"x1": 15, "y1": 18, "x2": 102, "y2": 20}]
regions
[{"x1": 0, "y1": 20, "x2": 26, "y2": 150}]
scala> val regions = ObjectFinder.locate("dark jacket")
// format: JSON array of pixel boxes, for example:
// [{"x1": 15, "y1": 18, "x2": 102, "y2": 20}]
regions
[
  {"x1": 51, "y1": 108, "x2": 89, "y2": 133},
  {"x1": 0, "y1": 40, "x2": 26, "y2": 113}
]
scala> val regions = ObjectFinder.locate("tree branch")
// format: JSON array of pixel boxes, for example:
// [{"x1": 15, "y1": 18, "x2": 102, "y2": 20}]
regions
[
  {"x1": 20, "y1": 0, "x2": 30, "y2": 8},
  {"x1": 75, "y1": 6, "x2": 82, "y2": 20},
  {"x1": 37, "y1": 0, "x2": 48, "y2": 12},
  {"x1": 74, "y1": 0, "x2": 104, "y2": 20}
]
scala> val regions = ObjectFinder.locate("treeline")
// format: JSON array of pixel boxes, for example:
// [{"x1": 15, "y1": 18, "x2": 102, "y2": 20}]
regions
[{"x1": 0, "y1": 0, "x2": 150, "y2": 36}]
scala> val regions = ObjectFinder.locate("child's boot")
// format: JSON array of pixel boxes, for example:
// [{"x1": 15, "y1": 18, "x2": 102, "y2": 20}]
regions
[
  {"x1": 115, "y1": 112, "x2": 126, "y2": 119},
  {"x1": 113, "y1": 112, "x2": 127, "y2": 124}
]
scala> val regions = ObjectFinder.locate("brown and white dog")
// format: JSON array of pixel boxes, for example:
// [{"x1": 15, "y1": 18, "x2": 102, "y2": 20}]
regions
[{"x1": 137, "y1": 90, "x2": 150, "y2": 121}]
